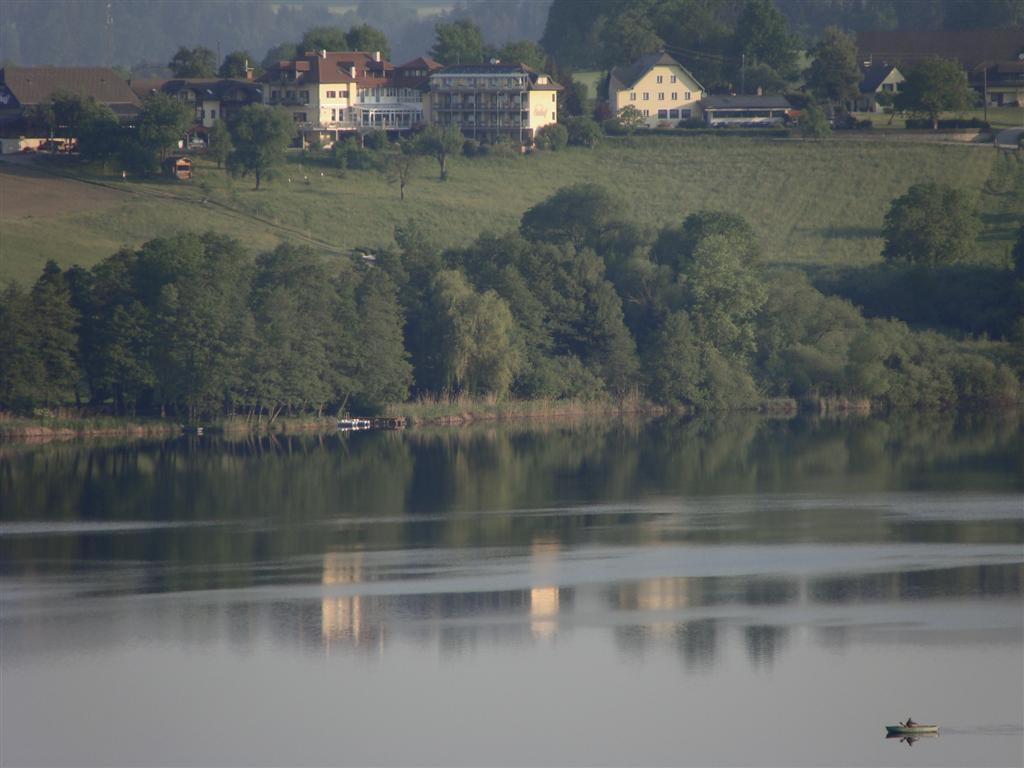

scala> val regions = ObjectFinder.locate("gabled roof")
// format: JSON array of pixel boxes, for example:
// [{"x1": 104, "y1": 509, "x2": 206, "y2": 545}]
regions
[
  {"x1": 0, "y1": 66, "x2": 140, "y2": 109},
  {"x1": 609, "y1": 51, "x2": 704, "y2": 93},
  {"x1": 859, "y1": 65, "x2": 902, "y2": 94},
  {"x1": 701, "y1": 95, "x2": 791, "y2": 109},
  {"x1": 132, "y1": 78, "x2": 262, "y2": 102},
  {"x1": 396, "y1": 56, "x2": 441, "y2": 71},
  {"x1": 856, "y1": 27, "x2": 1024, "y2": 71}
]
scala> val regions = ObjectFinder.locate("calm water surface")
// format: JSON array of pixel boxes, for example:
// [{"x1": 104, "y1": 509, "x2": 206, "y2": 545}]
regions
[{"x1": 1, "y1": 413, "x2": 1022, "y2": 767}]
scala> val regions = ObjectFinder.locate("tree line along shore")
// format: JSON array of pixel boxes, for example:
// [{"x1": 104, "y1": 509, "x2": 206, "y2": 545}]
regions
[{"x1": 2, "y1": 177, "x2": 1021, "y2": 436}]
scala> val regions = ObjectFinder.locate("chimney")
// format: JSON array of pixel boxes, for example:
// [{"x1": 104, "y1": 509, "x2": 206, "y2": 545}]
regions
[
  {"x1": 374, "y1": 50, "x2": 381, "y2": 62},
  {"x1": 321, "y1": 49, "x2": 327, "y2": 59}
]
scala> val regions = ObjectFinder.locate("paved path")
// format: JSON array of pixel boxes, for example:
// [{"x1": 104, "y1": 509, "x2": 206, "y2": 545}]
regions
[{"x1": 994, "y1": 127, "x2": 1024, "y2": 148}]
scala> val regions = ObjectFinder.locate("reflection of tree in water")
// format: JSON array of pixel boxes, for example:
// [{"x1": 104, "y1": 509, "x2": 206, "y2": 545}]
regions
[
  {"x1": 673, "y1": 619, "x2": 718, "y2": 670},
  {"x1": 744, "y1": 624, "x2": 790, "y2": 667},
  {"x1": 810, "y1": 564, "x2": 1023, "y2": 605}
]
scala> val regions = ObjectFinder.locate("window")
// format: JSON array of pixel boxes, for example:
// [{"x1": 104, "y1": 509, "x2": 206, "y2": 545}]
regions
[
  {"x1": 642, "y1": 92, "x2": 649, "y2": 100},
  {"x1": 656, "y1": 75, "x2": 663, "y2": 83},
  {"x1": 684, "y1": 91, "x2": 691, "y2": 100},
  {"x1": 671, "y1": 92, "x2": 678, "y2": 100},
  {"x1": 630, "y1": 91, "x2": 637, "y2": 101},
  {"x1": 658, "y1": 109, "x2": 668, "y2": 119},
  {"x1": 671, "y1": 75, "x2": 677, "y2": 83},
  {"x1": 658, "y1": 92, "x2": 664, "y2": 100}
]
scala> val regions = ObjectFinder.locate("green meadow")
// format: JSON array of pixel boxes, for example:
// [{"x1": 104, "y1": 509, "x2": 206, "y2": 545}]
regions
[{"x1": 1, "y1": 134, "x2": 1019, "y2": 286}]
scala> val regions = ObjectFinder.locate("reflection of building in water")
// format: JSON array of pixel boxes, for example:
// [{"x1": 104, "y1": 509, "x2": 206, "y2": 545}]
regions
[
  {"x1": 530, "y1": 535, "x2": 562, "y2": 639},
  {"x1": 530, "y1": 586, "x2": 559, "y2": 639},
  {"x1": 321, "y1": 551, "x2": 382, "y2": 654}
]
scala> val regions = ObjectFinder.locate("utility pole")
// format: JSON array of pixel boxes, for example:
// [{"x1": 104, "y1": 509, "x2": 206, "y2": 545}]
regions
[{"x1": 982, "y1": 65, "x2": 988, "y2": 124}]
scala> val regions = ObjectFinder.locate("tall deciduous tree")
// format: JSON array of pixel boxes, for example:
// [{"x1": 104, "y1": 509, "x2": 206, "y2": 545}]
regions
[
  {"x1": 168, "y1": 46, "x2": 217, "y2": 78},
  {"x1": 431, "y1": 20, "x2": 485, "y2": 65},
  {"x1": 805, "y1": 26, "x2": 861, "y2": 107},
  {"x1": 218, "y1": 50, "x2": 255, "y2": 79},
  {"x1": 733, "y1": 0, "x2": 799, "y2": 84},
  {"x1": 415, "y1": 125, "x2": 462, "y2": 180},
  {"x1": 137, "y1": 92, "x2": 192, "y2": 162},
  {"x1": 895, "y1": 57, "x2": 973, "y2": 130},
  {"x1": 882, "y1": 183, "x2": 979, "y2": 265},
  {"x1": 496, "y1": 40, "x2": 547, "y2": 69},
  {"x1": 345, "y1": 24, "x2": 391, "y2": 58},
  {"x1": 227, "y1": 105, "x2": 294, "y2": 189},
  {"x1": 207, "y1": 118, "x2": 233, "y2": 169},
  {"x1": 521, "y1": 183, "x2": 619, "y2": 253}
]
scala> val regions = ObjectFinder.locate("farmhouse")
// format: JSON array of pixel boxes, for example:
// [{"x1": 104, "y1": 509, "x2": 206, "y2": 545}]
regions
[
  {"x1": 422, "y1": 63, "x2": 561, "y2": 144},
  {"x1": 0, "y1": 66, "x2": 140, "y2": 153},
  {"x1": 849, "y1": 64, "x2": 904, "y2": 113},
  {"x1": 608, "y1": 51, "x2": 705, "y2": 128},
  {"x1": 701, "y1": 95, "x2": 790, "y2": 127}
]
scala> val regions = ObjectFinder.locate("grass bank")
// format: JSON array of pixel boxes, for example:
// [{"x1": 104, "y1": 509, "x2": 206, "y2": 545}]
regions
[{"x1": 2, "y1": 133, "x2": 1014, "y2": 286}]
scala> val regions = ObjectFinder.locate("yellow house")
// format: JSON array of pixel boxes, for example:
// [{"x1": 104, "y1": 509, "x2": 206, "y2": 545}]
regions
[{"x1": 608, "y1": 51, "x2": 705, "y2": 128}]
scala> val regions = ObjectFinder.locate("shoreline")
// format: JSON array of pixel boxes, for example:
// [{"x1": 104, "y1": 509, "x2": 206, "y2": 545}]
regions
[{"x1": 2, "y1": 396, "x2": 1018, "y2": 444}]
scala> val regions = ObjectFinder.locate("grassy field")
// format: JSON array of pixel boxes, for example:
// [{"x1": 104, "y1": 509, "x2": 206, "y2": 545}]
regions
[{"x1": 1, "y1": 133, "x2": 1019, "y2": 286}]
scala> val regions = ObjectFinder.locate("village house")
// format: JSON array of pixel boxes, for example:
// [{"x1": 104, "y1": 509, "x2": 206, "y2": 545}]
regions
[
  {"x1": 130, "y1": 77, "x2": 263, "y2": 143},
  {"x1": 608, "y1": 51, "x2": 705, "y2": 128},
  {"x1": 260, "y1": 50, "x2": 441, "y2": 145},
  {"x1": 848, "y1": 64, "x2": 904, "y2": 113},
  {"x1": 422, "y1": 62, "x2": 561, "y2": 144},
  {"x1": 0, "y1": 66, "x2": 140, "y2": 153},
  {"x1": 856, "y1": 27, "x2": 1024, "y2": 106}
]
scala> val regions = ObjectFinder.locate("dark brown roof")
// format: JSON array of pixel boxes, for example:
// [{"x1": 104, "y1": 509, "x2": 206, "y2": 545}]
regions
[
  {"x1": 609, "y1": 51, "x2": 704, "y2": 93},
  {"x1": 0, "y1": 66, "x2": 140, "y2": 108},
  {"x1": 856, "y1": 28, "x2": 1024, "y2": 70}
]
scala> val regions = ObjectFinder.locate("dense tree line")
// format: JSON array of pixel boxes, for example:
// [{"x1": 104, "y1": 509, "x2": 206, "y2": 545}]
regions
[
  {"x1": 541, "y1": 0, "x2": 1023, "y2": 91},
  {"x1": 2, "y1": 186, "x2": 1020, "y2": 419}
]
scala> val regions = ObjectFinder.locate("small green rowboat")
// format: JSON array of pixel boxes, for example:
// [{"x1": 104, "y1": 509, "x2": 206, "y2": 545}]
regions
[{"x1": 886, "y1": 724, "x2": 939, "y2": 735}]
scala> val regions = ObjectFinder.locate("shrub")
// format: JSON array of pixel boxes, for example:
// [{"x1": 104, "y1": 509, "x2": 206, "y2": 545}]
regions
[
  {"x1": 565, "y1": 116, "x2": 601, "y2": 147},
  {"x1": 362, "y1": 129, "x2": 388, "y2": 150},
  {"x1": 534, "y1": 122, "x2": 569, "y2": 150},
  {"x1": 333, "y1": 137, "x2": 376, "y2": 171},
  {"x1": 904, "y1": 117, "x2": 990, "y2": 131}
]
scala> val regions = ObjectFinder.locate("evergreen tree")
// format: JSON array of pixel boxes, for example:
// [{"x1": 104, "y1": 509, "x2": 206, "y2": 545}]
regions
[
  {"x1": 353, "y1": 268, "x2": 413, "y2": 410},
  {"x1": 29, "y1": 261, "x2": 81, "y2": 407}
]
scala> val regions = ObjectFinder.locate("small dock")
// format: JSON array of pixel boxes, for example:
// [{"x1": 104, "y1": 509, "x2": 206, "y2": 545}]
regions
[{"x1": 337, "y1": 417, "x2": 406, "y2": 431}]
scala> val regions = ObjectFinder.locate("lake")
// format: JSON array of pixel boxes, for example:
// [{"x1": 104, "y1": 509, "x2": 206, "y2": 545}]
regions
[{"x1": 1, "y1": 413, "x2": 1022, "y2": 767}]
